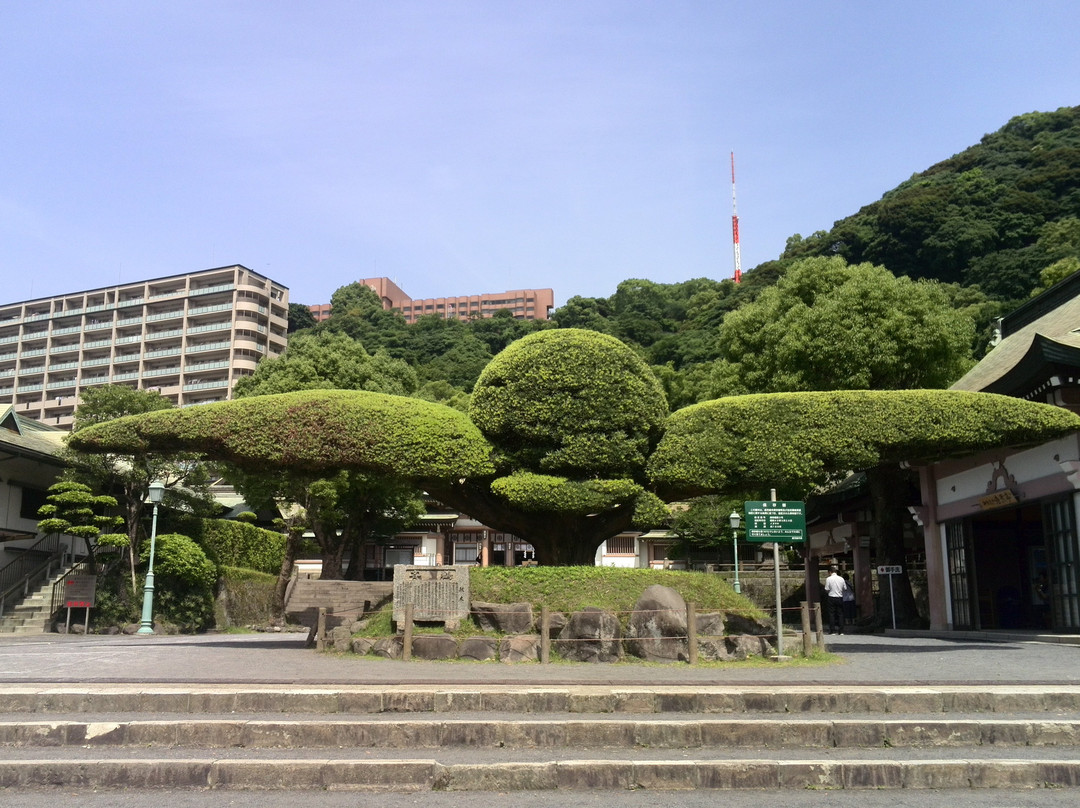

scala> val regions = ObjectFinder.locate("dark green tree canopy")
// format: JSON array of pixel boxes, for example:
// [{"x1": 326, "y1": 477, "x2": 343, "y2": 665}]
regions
[
  {"x1": 710, "y1": 256, "x2": 977, "y2": 395},
  {"x1": 469, "y1": 329, "x2": 669, "y2": 478}
]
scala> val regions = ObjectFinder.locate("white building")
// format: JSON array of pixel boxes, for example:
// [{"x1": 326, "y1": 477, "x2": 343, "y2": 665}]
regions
[{"x1": 0, "y1": 265, "x2": 289, "y2": 428}]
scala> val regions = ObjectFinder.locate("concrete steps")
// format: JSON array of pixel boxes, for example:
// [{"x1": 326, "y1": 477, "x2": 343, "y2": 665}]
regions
[
  {"x1": 0, "y1": 574, "x2": 62, "y2": 635},
  {"x1": 2, "y1": 684, "x2": 1080, "y2": 791}
]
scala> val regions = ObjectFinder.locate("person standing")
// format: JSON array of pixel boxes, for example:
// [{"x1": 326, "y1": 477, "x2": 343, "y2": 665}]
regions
[{"x1": 824, "y1": 566, "x2": 847, "y2": 635}]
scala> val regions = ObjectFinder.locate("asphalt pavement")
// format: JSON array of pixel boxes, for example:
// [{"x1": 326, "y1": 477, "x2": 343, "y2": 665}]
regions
[{"x1": 0, "y1": 631, "x2": 1077, "y2": 686}]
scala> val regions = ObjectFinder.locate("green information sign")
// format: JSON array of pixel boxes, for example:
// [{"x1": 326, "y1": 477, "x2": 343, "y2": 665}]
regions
[{"x1": 744, "y1": 500, "x2": 806, "y2": 544}]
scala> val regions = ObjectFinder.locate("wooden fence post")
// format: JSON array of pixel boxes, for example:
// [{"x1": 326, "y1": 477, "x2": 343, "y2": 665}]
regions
[
  {"x1": 687, "y1": 601, "x2": 698, "y2": 665},
  {"x1": 800, "y1": 601, "x2": 812, "y2": 657},
  {"x1": 316, "y1": 607, "x2": 326, "y2": 651},
  {"x1": 402, "y1": 602, "x2": 414, "y2": 661},
  {"x1": 541, "y1": 605, "x2": 551, "y2": 664}
]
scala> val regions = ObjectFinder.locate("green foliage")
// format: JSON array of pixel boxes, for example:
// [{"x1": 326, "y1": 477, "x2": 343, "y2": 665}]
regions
[
  {"x1": 671, "y1": 495, "x2": 744, "y2": 556},
  {"x1": 470, "y1": 329, "x2": 668, "y2": 478},
  {"x1": 35, "y1": 481, "x2": 123, "y2": 546},
  {"x1": 490, "y1": 473, "x2": 644, "y2": 514},
  {"x1": 287, "y1": 302, "x2": 318, "y2": 333},
  {"x1": 142, "y1": 533, "x2": 216, "y2": 632},
  {"x1": 69, "y1": 389, "x2": 496, "y2": 478},
  {"x1": 650, "y1": 390, "x2": 1080, "y2": 498},
  {"x1": 199, "y1": 519, "x2": 285, "y2": 575},
  {"x1": 233, "y1": 330, "x2": 418, "y2": 397},
  {"x1": 709, "y1": 256, "x2": 976, "y2": 395}
]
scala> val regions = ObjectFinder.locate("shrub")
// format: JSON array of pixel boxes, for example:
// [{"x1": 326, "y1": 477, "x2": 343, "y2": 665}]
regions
[
  {"x1": 142, "y1": 533, "x2": 216, "y2": 632},
  {"x1": 200, "y1": 519, "x2": 285, "y2": 575}
]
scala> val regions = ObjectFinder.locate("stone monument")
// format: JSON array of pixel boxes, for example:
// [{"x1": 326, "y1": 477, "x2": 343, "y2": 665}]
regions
[{"x1": 393, "y1": 565, "x2": 471, "y2": 630}]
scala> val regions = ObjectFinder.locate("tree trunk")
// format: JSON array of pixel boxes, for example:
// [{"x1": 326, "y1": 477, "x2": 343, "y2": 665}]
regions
[
  {"x1": 272, "y1": 528, "x2": 303, "y2": 618},
  {"x1": 867, "y1": 464, "x2": 921, "y2": 628}
]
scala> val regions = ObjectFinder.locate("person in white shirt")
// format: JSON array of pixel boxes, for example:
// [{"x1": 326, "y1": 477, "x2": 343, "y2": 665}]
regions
[{"x1": 824, "y1": 567, "x2": 847, "y2": 635}]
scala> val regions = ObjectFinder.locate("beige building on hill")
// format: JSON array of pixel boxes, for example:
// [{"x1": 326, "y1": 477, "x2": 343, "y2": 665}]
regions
[
  {"x1": 0, "y1": 265, "x2": 289, "y2": 429},
  {"x1": 310, "y1": 277, "x2": 554, "y2": 324}
]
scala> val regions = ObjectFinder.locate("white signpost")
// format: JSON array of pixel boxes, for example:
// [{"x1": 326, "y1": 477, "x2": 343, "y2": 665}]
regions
[{"x1": 877, "y1": 565, "x2": 903, "y2": 630}]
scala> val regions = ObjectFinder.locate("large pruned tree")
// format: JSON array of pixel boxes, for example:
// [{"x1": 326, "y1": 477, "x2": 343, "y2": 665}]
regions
[
  {"x1": 68, "y1": 332, "x2": 1080, "y2": 570},
  {"x1": 230, "y1": 329, "x2": 425, "y2": 582},
  {"x1": 704, "y1": 255, "x2": 981, "y2": 626}
]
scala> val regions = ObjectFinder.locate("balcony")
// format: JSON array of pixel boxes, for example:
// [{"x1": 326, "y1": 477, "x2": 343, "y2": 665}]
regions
[
  {"x1": 143, "y1": 366, "x2": 181, "y2": 378},
  {"x1": 189, "y1": 282, "x2": 235, "y2": 297},
  {"x1": 47, "y1": 361, "x2": 78, "y2": 372},
  {"x1": 18, "y1": 383, "x2": 44, "y2": 392},
  {"x1": 115, "y1": 317, "x2": 142, "y2": 327},
  {"x1": 144, "y1": 328, "x2": 182, "y2": 342},
  {"x1": 49, "y1": 344, "x2": 79, "y2": 355},
  {"x1": 50, "y1": 326, "x2": 82, "y2": 337},
  {"x1": 80, "y1": 375, "x2": 110, "y2": 386},
  {"x1": 19, "y1": 348, "x2": 47, "y2": 358},
  {"x1": 147, "y1": 310, "x2": 184, "y2": 322},
  {"x1": 185, "y1": 339, "x2": 231, "y2": 354},
  {"x1": 111, "y1": 372, "x2": 139, "y2": 382},
  {"x1": 83, "y1": 339, "x2": 112, "y2": 349},
  {"x1": 184, "y1": 359, "x2": 230, "y2": 373},
  {"x1": 116, "y1": 335, "x2": 143, "y2": 345},
  {"x1": 80, "y1": 357, "x2": 112, "y2": 368},
  {"x1": 46, "y1": 379, "x2": 77, "y2": 391},
  {"x1": 188, "y1": 302, "x2": 233, "y2": 317},
  {"x1": 183, "y1": 379, "x2": 229, "y2": 391},
  {"x1": 144, "y1": 347, "x2": 182, "y2": 359},
  {"x1": 186, "y1": 321, "x2": 232, "y2": 335},
  {"x1": 83, "y1": 321, "x2": 114, "y2": 331}
]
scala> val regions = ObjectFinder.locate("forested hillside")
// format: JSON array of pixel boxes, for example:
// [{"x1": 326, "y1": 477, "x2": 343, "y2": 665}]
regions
[
  {"x1": 287, "y1": 105, "x2": 1080, "y2": 408},
  {"x1": 779, "y1": 105, "x2": 1080, "y2": 300}
]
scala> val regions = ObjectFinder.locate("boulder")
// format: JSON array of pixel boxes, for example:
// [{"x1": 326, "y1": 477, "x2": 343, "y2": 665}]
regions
[
  {"x1": 627, "y1": 585, "x2": 687, "y2": 662},
  {"x1": 556, "y1": 607, "x2": 622, "y2": 663},
  {"x1": 350, "y1": 637, "x2": 376, "y2": 656},
  {"x1": 696, "y1": 611, "x2": 726, "y2": 639},
  {"x1": 372, "y1": 636, "x2": 404, "y2": 659},
  {"x1": 329, "y1": 625, "x2": 353, "y2": 649},
  {"x1": 500, "y1": 634, "x2": 540, "y2": 662},
  {"x1": 411, "y1": 634, "x2": 459, "y2": 660},
  {"x1": 472, "y1": 601, "x2": 535, "y2": 634},
  {"x1": 459, "y1": 636, "x2": 499, "y2": 661}
]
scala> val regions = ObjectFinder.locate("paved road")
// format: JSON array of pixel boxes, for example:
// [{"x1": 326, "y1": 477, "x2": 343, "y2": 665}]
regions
[{"x1": 0, "y1": 631, "x2": 1077, "y2": 686}]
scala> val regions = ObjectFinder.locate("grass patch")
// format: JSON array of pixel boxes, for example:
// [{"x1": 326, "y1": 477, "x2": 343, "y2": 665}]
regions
[{"x1": 469, "y1": 565, "x2": 766, "y2": 620}]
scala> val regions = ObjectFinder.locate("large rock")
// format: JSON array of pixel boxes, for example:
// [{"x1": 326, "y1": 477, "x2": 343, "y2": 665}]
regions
[
  {"x1": 499, "y1": 634, "x2": 540, "y2": 662},
  {"x1": 371, "y1": 636, "x2": 404, "y2": 659},
  {"x1": 459, "y1": 636, "x2": 498, "y2": 661},
  {"x1": 556, "y1": 607, "x2": 622, "y2": 663},
  {"x1": 696, "y1": 611, "x2": 725, "y2": 638},
  {"x1": 411, "y1": 634, "x2": 459, "y2": 660},
  {"x1": 472, "y1": 601, "x2": 535, "y2": 634},
  {"x1": 627, "y1": 585, "x2": 687, "y2": 662}
]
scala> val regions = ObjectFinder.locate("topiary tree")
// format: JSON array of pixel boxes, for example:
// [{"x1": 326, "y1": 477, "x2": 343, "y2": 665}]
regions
[
  {"x1": 68, "y1": 334, "x2": 1080, "y2": 568},
  {"x1": 36, "y1": 481, "x2": 125, "y2": 561}
]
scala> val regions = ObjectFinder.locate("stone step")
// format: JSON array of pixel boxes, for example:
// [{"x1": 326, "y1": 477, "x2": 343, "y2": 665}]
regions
[
  {"x1": 3, "y1": 685, "x2": 1080, "y2": 715},
  {"x1": 3, "y1": 716, "x2": 1080, "y2": 749},
  {"x1": 1, "y1": 753, "x2": 1079, "y2": 790}
]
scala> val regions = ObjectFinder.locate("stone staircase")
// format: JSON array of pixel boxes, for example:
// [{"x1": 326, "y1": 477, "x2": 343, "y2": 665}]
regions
[
  {"x1": 0, "y1": 572, "x2": 63, "y2": 635},
  {"x1": 2, "y1": 683, "x2": 1080, "y2": 791},
  {"x1": 283, "y1": 576, "x2": 393, "y2": 631}
]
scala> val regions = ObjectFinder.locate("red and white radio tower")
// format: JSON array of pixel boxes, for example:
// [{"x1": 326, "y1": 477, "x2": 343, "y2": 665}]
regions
[{"x1": 730, "y1": 151, "x2": 742, "y2": 284}]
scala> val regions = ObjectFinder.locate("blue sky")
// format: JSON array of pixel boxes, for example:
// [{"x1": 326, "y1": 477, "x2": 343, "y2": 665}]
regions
[{"x1": 1, "y1": 1, "x2": 1078, "y2": 308}]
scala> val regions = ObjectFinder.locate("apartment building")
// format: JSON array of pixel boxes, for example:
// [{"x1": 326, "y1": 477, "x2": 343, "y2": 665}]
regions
[
  {"x1": 0, "y1": 265, "x2": 289, "y2": 429},
  {"x1": 310, "y1": 277, "x2": 554, "y2": 324}
]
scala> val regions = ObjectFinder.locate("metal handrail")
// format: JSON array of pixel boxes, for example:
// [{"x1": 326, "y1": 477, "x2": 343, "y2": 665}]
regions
[{"x1": 0, "y1": 535, "x2": 70, "y2": 618}]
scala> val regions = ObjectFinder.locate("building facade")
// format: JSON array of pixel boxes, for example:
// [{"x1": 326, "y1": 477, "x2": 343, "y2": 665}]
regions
[
  {"x1": 0, "y1": 265, "x2": 289, "y2": 428},
  {"x1": 914, "y1": 273, "x2": 1080, "y2": 632},
  {"x1": 310, "y1": 277, "x2": 554, "y2": 324}
]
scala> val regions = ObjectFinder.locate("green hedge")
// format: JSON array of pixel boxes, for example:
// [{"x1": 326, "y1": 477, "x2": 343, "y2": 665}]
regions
[
  {"x1": 200, "y1": 519, "x2": 285, "y2": 575},
  {"x1": 649, "y1": 389, "x2": 1080, "y2": 497},
  {"x1": 142, "y1": 533, "x2": 216, "y2": 632},
  {"x1": 68, "y1": 388, "x2": 496, "y2": 477}
]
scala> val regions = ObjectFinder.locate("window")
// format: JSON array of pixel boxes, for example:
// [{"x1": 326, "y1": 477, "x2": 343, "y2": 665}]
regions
[
  {"x1": 454, "y1": 543, "x2": 479, "y2": 564},
  {"x1": 606, "y1": 535, "x2": 636, "y2": 554},
  {"x1": 18, "y1": 485, "x2": 49, "y2": 521}
]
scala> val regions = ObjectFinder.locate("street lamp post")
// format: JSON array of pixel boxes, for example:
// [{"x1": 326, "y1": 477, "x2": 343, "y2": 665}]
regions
[
  {"x1": 136, "y1": 481, "x2": 166, "y2": 636},
  {"x1": 729, "y1": 510, "x2": 742, "y2": 595}
]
